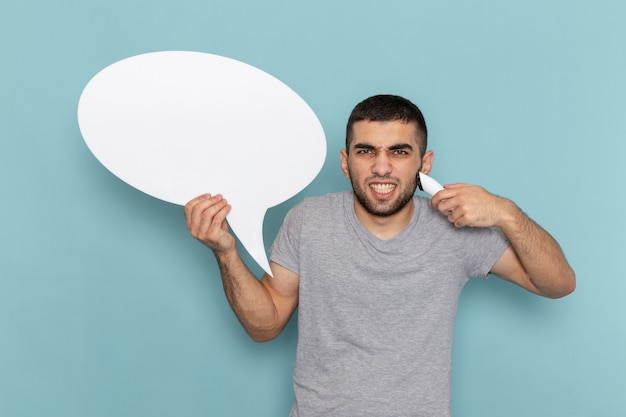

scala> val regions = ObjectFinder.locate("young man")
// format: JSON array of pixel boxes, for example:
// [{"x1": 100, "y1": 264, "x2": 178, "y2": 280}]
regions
[{"x1": 185, "y1": 95, "x2": 575, "y2": 417}]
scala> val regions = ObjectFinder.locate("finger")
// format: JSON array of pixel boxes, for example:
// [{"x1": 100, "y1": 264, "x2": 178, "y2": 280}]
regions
[
  {"x1": 448, "y1": 209, "x2": 467, "y2": 228},
  {"x1": 213, "y1": 200, "x2": 231, "y2": 228},
  {"x1": 195, "y1": 197, "x2": 229, "y2": 236},
  {"x1": 431, "y1": 185, "x2": 460, "y2": 207},
  {"x1": 433, "y1": 195, "x2": 458, "y2": 215},
  {"x1": 196, "y1": 204, "x2": 232, "y2": 248},
  {"x1": 443, "y1": 182, "x2": 466, "y2": 189},
  {"x1": 187, "y1": 194, "x2": 222, "y2": 232},
  {"x1": 184, "y1": 193, "x2": 211, "y2": 223},
  {"x1": 431, "y1": 190, "x2": 450, "y2": 208}
]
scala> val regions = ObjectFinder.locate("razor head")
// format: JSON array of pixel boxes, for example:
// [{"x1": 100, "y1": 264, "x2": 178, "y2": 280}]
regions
[
  {"x1": 416, "y1": 172, "x2": 425, "y2": 192},
  {"x1": 416, "y1": 172, "x2": 444, "y2": 196}
]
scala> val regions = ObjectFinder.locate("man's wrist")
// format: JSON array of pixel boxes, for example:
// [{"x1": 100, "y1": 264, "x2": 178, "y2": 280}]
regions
[{"x1": 496, "y1": 198, "x2": 523, "y2": 230}]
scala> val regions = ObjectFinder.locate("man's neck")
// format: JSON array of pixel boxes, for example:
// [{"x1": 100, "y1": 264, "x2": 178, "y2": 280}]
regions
[{"x1": 353, "y1": 199, "x2": 415, "y2": 240}]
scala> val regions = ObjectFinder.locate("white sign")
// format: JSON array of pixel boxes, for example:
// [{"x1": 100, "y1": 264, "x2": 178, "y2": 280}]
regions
[{"x1": 78, "y1": 51, "x2": 327, "y2": 275}]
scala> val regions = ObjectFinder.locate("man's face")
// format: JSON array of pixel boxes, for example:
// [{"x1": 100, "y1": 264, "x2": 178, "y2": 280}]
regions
[{"x1": 341, "y1": 120, "x2": 432, "y2": 218}]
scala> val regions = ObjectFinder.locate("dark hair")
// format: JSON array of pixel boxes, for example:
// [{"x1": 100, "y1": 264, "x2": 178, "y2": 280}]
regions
[{"x1": 345, "y1": 95, "x2": 428, "y2": 155}]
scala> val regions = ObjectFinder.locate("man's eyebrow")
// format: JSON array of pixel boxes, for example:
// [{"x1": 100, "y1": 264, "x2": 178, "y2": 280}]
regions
[
  {"x1": 352, "y1": 143, "x2": 414, "y2": 151},
  {"x1": 352, "y1": 143, "x2": 376, "y2": 149},
  {"x1": 388, "y1": 143, "x2": 414, "y2": 151}
]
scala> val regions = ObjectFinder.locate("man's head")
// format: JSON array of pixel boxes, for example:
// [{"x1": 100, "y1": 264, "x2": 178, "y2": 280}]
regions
[
  {"x1": 346, "y1": 95, "x2": 428, "y2": 157},
  {"x1": 341, "y1": 95, "x2": 434, "y2": 221}
]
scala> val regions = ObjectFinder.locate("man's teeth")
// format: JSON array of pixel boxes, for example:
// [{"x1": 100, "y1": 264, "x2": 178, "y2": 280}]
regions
[{"x1": 371, "y1": 184, "x2": 396, "y2": 193}]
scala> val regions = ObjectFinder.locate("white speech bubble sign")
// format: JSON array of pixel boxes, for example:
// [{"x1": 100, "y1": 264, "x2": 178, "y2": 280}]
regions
[{"x1": 77, "y1": 51, "x2": 326, "y2": 276}]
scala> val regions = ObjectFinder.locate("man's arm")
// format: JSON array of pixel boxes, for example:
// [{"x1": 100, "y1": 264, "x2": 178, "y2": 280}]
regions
[
  {"x1": 431, "y1": 184, "x2": 576, "y2": 298},
  {"x1": 185, "y1": 194, "x2": 299, "y2": 342}
]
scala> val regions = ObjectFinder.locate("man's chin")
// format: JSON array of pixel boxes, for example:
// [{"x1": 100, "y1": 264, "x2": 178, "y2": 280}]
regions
[
  {"x1": 366, "y1": 201, "x2": 401, "y2": 217},
  {"x1": 352, "y1": 182, "x2": 414, "y2": 217}
]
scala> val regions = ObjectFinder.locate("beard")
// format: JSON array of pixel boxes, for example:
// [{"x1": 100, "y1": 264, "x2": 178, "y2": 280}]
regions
[{"x1": 350, "y1": 173, "x2": 418, "y2": 217}]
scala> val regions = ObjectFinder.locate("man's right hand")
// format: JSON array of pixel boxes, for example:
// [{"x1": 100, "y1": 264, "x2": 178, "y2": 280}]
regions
[{"x1": 184, "y1": 194, "x2": 234, "y2": 253}]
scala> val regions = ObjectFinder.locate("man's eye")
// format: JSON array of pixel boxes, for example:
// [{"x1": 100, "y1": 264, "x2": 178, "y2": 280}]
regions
[
  {"x1": 356, "y1": 148, "x2": 374, "y2": 154},
  {"x1": 392, "y1": 149, "x2": 409, "y2": 155}
]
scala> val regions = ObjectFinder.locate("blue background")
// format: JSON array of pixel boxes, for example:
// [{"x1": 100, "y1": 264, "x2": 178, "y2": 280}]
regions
[{"x1": 1, "y1": 1, "x2": 625, "y2": 416}]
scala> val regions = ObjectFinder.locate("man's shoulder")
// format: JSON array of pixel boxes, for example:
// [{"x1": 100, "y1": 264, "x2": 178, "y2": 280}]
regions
[
  {"x1": 297, "y1": 191, "x2": 351, "y2": 209},
  {"x1": 286, "y1": 191, "x2": 351, "y2": 220}
]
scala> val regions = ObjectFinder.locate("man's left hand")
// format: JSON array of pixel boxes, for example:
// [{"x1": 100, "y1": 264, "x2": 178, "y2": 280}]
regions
[{"x1": 430, "y1": 183, "x2": 514, "y2": 229}]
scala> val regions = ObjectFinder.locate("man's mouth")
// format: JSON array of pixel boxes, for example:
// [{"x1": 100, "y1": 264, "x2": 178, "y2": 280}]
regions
[{"x1": 370, "y1": 183, "x2": 396, "y2": 194}]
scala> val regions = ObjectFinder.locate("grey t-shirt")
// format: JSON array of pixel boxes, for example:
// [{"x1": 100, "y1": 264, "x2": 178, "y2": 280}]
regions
[{"x1": 270, "y1": 192, "x2": 509, "y2": 417}]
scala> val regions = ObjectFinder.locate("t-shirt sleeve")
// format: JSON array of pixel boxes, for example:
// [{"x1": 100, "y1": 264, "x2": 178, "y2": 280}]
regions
[
  {"x1": 269, "y1": 201, "x2": 305, "y2": 275},
  {"x1": 465, "y1": 227, "x2": 510, "y2": 279}
]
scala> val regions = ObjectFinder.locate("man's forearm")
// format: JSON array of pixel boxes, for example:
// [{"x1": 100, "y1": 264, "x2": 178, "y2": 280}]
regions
[
  {"x1": 498, "y1": 199, "x2": 576, "y2": 298},
  {"x1": 214, "y1": 249, "x2": 282, "y2": 341}
]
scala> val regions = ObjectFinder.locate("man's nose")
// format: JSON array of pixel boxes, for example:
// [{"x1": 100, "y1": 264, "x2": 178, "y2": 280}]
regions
[{"x1": 371, "y1": 152, "x2": 392, "y2": 176}]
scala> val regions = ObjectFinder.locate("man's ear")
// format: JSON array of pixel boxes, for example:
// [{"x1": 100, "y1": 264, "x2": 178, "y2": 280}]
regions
[
  {"x1": 340, "y1": 149, "x2": 350, "y2": 179},
  {"x1": 420, "y1": 150, "x2": 434, "y2": 175}
]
